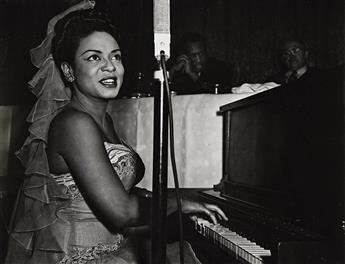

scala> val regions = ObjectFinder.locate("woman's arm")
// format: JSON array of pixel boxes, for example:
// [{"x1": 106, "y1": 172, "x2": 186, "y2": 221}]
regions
[
  {"x1": 49, "y1": 110, "x2": 150, "y2": 231},
  {"x1": 49, "y1": 110, "x2": 227, "y2": 231}
]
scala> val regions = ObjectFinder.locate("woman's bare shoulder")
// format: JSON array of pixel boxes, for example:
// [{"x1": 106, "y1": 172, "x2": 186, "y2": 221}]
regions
[{"x1": 49, "y1": 107, "x2": 102, "y2": 149}]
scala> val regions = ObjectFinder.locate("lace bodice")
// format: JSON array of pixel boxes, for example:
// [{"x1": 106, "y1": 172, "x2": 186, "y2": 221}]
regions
[{"x1": 52, "y1": 141, "x2": 143, "y2": 199}]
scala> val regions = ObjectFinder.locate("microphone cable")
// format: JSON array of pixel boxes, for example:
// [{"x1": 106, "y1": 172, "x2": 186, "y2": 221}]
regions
[{"x1": 160, "y1": 51, "x2": 185, "y2": 264}]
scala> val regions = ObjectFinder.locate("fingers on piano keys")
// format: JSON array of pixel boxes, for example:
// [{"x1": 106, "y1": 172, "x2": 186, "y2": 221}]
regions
[{"x1": 194, "y1": 217, "x2": 271, "y2": 264}]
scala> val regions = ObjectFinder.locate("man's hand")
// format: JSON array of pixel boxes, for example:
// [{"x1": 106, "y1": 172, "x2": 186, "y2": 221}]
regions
[{"x1": 170, "y1": 55, "x2": 199, "y2": 82}]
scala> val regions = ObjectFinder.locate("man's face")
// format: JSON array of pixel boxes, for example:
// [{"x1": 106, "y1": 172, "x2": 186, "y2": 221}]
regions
[
  {"x1": 281, "y1": 41, "x2": 308, "y2": 71},
  {"x1": 186, "y1": 41, "x2": 207, "y2": 73}
]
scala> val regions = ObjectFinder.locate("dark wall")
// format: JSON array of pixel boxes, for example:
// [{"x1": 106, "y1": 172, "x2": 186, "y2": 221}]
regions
[
  {"x1": 0, "y1": 0, "x2": 154, "y2": 103},
  {"x1": 171, "y1": 0, "x2": 344, "y2": 84},
  {"x1": 0, "y1": 0, "x2": 343, "y2": 103}
]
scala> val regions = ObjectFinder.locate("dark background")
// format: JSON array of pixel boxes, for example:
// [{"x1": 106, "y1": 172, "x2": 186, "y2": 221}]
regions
[
  {"x1": 0, "y1": 0, "x2": 344, "y2": 104},
  {"x1": 0, "y1": 1, "x2": 343, "y2": 262}
]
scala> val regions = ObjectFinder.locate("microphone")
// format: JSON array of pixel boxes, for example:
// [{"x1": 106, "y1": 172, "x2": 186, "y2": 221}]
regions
[
  {"x1": 153, "y1": 0, "x2": 170, "y2": 60},
  {"x1": 152, "y1": 1, "x2": 171, "y2": 264}
]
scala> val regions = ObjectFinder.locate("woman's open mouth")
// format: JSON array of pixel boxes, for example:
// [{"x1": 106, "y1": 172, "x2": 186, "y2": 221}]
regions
[{"x1": 100, "y1": 77, "x2": 118, "y2": 88}]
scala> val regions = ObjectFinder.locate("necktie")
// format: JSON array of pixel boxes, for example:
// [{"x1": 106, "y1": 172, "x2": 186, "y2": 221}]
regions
[{"x1": 287, "y1": 71, "x2": 298, "y2": 83}]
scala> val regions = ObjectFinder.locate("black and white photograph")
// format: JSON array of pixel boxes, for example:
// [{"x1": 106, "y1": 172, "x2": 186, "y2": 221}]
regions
[{"x1": 0, "y1": 0, "x2": 344, "y2": 263}]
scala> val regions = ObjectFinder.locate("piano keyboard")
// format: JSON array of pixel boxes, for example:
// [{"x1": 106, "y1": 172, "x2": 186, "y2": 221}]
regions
[{"x1": 194, "y1": 218, "x2": 271, "y2": 264}]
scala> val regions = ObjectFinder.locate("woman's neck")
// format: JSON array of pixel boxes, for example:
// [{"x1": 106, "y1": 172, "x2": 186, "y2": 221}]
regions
[{"x1": 71, "y1": 91, "x2": 109, "y2": 127}]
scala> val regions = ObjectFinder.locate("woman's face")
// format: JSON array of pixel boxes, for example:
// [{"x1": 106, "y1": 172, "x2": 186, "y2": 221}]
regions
[{"x1": 70, "y1": 31, "x2": 124, "y2": 99}]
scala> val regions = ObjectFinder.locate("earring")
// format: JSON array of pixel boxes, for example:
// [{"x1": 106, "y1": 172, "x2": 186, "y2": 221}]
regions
[{"x1": 67, "y1": 75, "x2": 74, "y2": 82}]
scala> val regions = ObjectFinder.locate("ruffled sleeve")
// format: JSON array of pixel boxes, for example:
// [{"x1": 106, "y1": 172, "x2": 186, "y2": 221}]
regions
[{"x1": 9, "y1": 31, "x2": 72, "y2": 251}]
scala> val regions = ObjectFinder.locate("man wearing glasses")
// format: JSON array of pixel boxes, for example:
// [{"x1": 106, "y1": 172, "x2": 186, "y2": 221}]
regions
[
  {"x1": 271, "y1": 39, "x2": 320, "y2": 86},
  {"x1": 281, "y1": 40, "x2": 312, "y2": 84}
]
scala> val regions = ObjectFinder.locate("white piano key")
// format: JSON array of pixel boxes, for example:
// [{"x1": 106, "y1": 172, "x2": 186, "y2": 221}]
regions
[{"x1": 194, "y1": 217, "x2": 271, "y2": 264}]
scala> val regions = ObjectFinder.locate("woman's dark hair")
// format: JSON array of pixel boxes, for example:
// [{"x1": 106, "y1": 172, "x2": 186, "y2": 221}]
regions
[{"x1": 52, "y1": 9, "x2": 120, "y2": 69}]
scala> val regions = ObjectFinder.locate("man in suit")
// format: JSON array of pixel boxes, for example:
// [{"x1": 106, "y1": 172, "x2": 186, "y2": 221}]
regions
[
  {"x1": 272, "y1": 39, "x2": 318, "y2": 85},
  {"x1": 168, "y1": 32, "x2": 236, "y2": 94}
]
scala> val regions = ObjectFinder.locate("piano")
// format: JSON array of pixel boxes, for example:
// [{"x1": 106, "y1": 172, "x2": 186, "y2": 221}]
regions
[{"x1": 189, "y1": 70, "x2": 344, "y2": 264}]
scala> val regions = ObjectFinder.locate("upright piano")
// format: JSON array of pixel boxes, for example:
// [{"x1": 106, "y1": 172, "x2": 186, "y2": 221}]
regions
[{"x1": 191, "y1": 70, "x2": 344, "y2": 264}]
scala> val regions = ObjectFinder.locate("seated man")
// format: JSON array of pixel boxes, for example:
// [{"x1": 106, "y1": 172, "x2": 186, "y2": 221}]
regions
[
  {"x1": 271, "y1": 39, "x2": 319, "y2": 86},
  {"x1": 168, "y1": 32, "x2": 236, "y2": 95}
]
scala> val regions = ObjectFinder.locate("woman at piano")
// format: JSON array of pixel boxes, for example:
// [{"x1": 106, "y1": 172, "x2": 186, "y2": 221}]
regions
[{"x1": 5, "y1": 1, "x2": 228, "y2": 263}]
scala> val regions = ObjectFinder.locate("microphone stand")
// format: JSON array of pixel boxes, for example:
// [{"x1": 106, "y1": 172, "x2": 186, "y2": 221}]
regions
[{"x1": 151, "y1": 52, "x2": 169, "y2": 264}]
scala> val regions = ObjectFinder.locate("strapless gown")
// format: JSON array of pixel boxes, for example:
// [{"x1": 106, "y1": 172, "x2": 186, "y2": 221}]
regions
[
  {"x1": 6, "y1": 11, "x2": 201, "y2": 262},
  {"x1": 6, "y1": 142, "x2": 146, "y2": 264}
]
